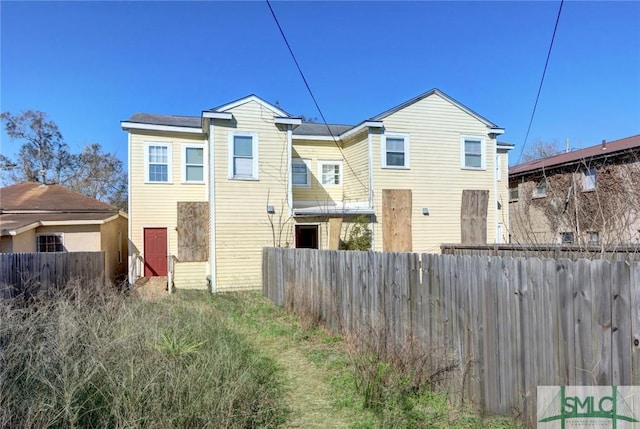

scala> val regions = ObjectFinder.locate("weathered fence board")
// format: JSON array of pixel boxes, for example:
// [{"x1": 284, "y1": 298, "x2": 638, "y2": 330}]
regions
[{"x1": 0, "y1": 252, "x2": 105, "y2": 297}]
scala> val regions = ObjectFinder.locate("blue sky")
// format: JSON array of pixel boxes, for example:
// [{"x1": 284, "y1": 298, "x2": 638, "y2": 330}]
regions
[{"x1": 1, "y1": 1, "x2": 639, "y2": 169}]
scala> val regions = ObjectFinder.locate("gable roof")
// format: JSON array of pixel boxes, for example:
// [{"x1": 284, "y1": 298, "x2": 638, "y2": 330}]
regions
[
  {"x1": 369, "y1": 88, "x2": 499, "y2": 128},
  {"x1": 208, "y1": 94, "x2": 292, "y2": 117},
  {"x1": 0, "y1": 182, "x2": 118, "y2": 212},
  {"x1": 509, "y1": 134, "x2": 640, "y2": 177}
]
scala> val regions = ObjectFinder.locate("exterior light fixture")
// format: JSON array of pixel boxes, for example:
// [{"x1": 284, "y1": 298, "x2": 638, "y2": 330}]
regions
[{"x1": 266, "y1": 205, "x2": 275, "y2": 214}]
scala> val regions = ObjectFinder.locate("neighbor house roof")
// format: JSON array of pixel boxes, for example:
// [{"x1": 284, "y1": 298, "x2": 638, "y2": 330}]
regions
[
  {"x1": 126, "y1": 113, "x2": 201, "y2": 129},
  {"x1": 293, "y1": 122, "x2": 354, "y2": 137},
  {"x1": 0, "y1": 183, "x2": 122, "y2": 236},
  {"x1": 509, "y1": 134, "x2": 640, "y2": 177}
]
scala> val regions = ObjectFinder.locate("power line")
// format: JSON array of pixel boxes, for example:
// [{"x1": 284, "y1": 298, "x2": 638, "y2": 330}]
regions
[
  {"x1": 517, "y1": 0, "x2": 564, "y2": 165},
  {"x1": 265, "y1": 0, "x2": 368, "y2": 192}
]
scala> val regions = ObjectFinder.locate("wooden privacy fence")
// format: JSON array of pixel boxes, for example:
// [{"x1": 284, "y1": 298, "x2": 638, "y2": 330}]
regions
[
  {"x1": 441, "y1": 243, "x2": 640, "y2": 261},
  {"x1": 262, "y1": 247, "x2": 640, "y2": 427},
  {"x1": 0, "y1": 252, "x2": 105, "y2": 298}
]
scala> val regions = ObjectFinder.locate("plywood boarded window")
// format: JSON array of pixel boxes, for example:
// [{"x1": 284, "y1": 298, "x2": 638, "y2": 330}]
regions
[
  {"x1": 177, "y1": 202, "x2": 209, "y2": 262},
  {"x1": 382, "y1": 189, "x2": 412, "y2": 252}
]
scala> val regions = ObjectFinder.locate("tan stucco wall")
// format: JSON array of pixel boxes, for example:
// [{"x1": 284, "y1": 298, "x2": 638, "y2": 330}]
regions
[
  {"x1": 11, "y1": 229, "x2": 36, "y2": 252},
  {"x1": 36, "y1": 224, "x2": 101, "y2": 251},
  {"x1": 100, "y1": 215, "x2": 128, "y2": 281},
  {"x1": 0, "y1": 236, "x2": 13, "y2": 253}
]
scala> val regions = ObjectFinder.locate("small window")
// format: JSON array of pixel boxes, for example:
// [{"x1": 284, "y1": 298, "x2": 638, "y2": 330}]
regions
[
  {"x1": 509, "y1": 184, "x2": 519, "y2": 201},
  {"x1": 183, "y1": 145, "x2": 204, "y2": 183},
  {"x1": 534, "y1": 180, "x2": 547, "y2": 198},
  {"x1": 496, "y1": 154, "x2": 502, "y2": 181},
  {"x1": 461, "y1": 135, "x2": 486, "y2": 169},
  {"x1": 37, "y1": 234, "x2": 64, "y2": 252},
  {"x1": 560, "y1": 232, "x2": 574, "y2": 244},
  {"x1": 229, "y1": 133, "x2": 258, "y2": 180},
  {"x1": 145, "y1": 143, "x2": 172, "y2": 183},
  {"x1": 319, "y1": 161, "x2": 342, "y2": 186},
  {"x1": 583, "y1": 168, "x2": 597, "y2": 191},
  {"x1": 382, "y1": 133, "x2": 410, "y2": 168},
  {"x1": 588, "y1": 231, "x2": 599, "y2": 245},
  {"x1": 292, "y1": 159, "x2": 310, "y2": 187}
]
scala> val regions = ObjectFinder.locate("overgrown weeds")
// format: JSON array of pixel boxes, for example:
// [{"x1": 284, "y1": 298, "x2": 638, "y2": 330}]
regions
[{"x1": 0, "y1": 281, "x2": 287, "y2": 428}]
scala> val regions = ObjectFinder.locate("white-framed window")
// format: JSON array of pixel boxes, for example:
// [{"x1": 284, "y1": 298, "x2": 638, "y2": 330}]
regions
[
  {"x1": 292, "y1": 158, "x2": 311, "y2": 187},
  {"x1": 509, "y1": 184, "x2": 519, "y2": 201},
  {"x1": 460, "y1": 135, "x2": 486, "y2": 170},
  {"x1": 228, "y1": 132, "x2": 258, "y2": 180},
  {"x1": 583, "y1": 168, "x2": 597, "y2": 191},
  {"x1": 36, "y1": 233, "x2": 64, "y2": 252},
  {"x1": 381, "y1": 133, "x2": 410, "y2": 168},
  {"x1": 182, "y1": 144, "x2": 204, "y2": 183},
  {"x1": 318, "y1": 161, "x2": 342, "y2": 186},
  {"x1": 144, "y1": 142, "x2": 172, "y2": 183},
  {"x1": 588, "y1": 231, "x2": 599, "y2": 245},
  {"x1": 560, "y1": 232, "x2": 575, "y2": 244},
  {"x1": 534, "y1": 180, "x2": 547, "y2": 198}
]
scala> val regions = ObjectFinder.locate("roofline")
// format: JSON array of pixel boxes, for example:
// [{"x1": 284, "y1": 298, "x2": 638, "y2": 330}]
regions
[
  {"x1": 1, "y1": 213, "x2": 123, "y2": 236},
  {"x1": 121, "y1": 121, "x2": 204, "y2": 135},
  {"x1": 202, "y1": 111, "x2": 233, "y2": 120},
  {"x1": 274, "y1": 117, "x2": 302, "y2": 126},
  {"x1": 339, "y1": 121, "x2": 384, "y2": 140},
  {"x1": 210, "y1": 94, "x2": 291, "y2": 117},
  {"x1": 369, "y1": 88, "x2": 499, "y2": 128},
  {"x1": 292, "y1": 135, "x2": 337, "y2": 141}
]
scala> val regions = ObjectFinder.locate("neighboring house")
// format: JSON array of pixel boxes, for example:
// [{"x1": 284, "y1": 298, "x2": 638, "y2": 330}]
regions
[
  {"x1": 0, "y1": 182, "x2": 128, "y2": 280},
  {"x1": 509, "y1": 135, "x2": 640, "y2": 246},
  {"x1": 122, "y1": 88, "x2": 511, "y2": 292}
]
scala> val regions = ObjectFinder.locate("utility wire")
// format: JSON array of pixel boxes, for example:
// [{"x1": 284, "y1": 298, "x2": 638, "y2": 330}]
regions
[
  {"x1": 517, "y1": 0, "x2": 564, "y2": 165},
  {"x1": 266, "y1": 0, "x2": 368, "y2": 192}
]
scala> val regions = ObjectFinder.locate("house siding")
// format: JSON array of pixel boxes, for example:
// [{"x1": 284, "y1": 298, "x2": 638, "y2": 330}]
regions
[
  {"x1": 341, "y1": 133, "x2": 370, "y2": 204},
  {"x1": 129, "y1": 130, "x2": 208, "y2": 289},
  {"x1": 100, "y1": 216, "x2": 128, "y2": 280},
  {"x1": 291, "y1": 139, "x2": 345, "y2": 206},
  {"x1": 370, "y1": 93, "x2": 498, "y2": 253},
  {"x1": 212, "y1": 100, "x2": 292, "y2": 290}
]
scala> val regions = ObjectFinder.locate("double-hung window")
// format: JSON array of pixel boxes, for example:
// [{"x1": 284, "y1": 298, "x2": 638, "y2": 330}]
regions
[
  {"x1": 461, "y1": 135, "x2": 486, "y2": 169},
  {"x1": 534, "y1": 180, "x2": 547, "y2": 198},
  {"x1": 183, "y1": 145, "x2": 204, "y2": 183},
  {"x1": 37, "y1": 234, "x2": 64, "y2": 252},
  {"x1": 145, "y1": 142, "x2": 172, "y2": 183},
  {"x1": 382, "y1": 133, "x2": 410, "y2": 168},
  {"x1": 583, "y1": 168, "x2": 597, "y2": 191},
  {"x1": 229, "y1": 133, "x2": 258, "y2": 180},
  {"x1": 319, "y1": 161, "x2": 342, "y2": 186},
  {"x1": 292, "y1": 158, "x2": 310, "y2": 187}
]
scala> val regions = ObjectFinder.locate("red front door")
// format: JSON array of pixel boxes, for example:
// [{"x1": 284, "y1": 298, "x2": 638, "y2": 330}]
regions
[{"x1": 144, "y1": 228, "x2": 167, "y2": 276}]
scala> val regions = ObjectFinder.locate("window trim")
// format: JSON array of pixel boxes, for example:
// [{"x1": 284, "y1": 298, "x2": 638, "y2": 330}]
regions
[
  {"x1": 583, "y1": 168, "x2": 597, "y2": 191},
  {"x1": 509, "y1": 184, "x2": 519, "y2": 202},
  {"x1": 533, "y1": 180, "x2": 547, "y2": 198},
  {"x1": 560, "y1": 231, "x2": 575, "y2": 244},
  {"x1": 181, "y1": 144, "x2": 205, "y2": 184},
  {"x1": 144, "y1": 142, "x2": 173, "y2": 183},
  {"x1": 381, "y1": 132, "x2": 410, "y2": 169},
  {"x1": 36, "y1": 233, "x2": 65, "y2": 253},
  {"x1": 318, "y1": 160, "x2": 343, "y2": 187},
  {"x1": 292, "y1": 158, "x2": 311, "y2": 188},
  {"x1": 228, "y1": 132, "x2": 259, "y2": 180},
  {"x1": 460, "y1": 135, "x2": 486, "y2": 170},
  {"x1": 587, "y1": 231, "x2": 599, "y2": 245}
]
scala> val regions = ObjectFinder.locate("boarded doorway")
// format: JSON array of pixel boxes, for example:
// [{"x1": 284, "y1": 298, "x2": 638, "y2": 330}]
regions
[
  {"x1": 382, "y1": 189, "x2": 412, "y2": 252},
  {"x1": 144, "y1": 227, "x2": 167, "y2": 276},
  {"x1": 295, "y1": 225, "x2": 319, "y2": 249},
  {"x1": 460, "y1": 190, "x2": 489, "y2": 244}
]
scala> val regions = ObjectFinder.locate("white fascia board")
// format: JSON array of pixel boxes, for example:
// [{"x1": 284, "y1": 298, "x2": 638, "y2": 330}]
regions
[
  {"x1": 40, "y1": 219, "x2": 109, "y2": 226},
  {"x1": 292, "y1": 135, "x2": 337, "y2": 141},
  {"x1": 215, "y1": 95, "x2": 289, "y2": 117},
  {"x1": 339, "y1": 121, "x2": 384, "y2": 140},
  {"x1": 275, "y1": 117, "x2": 302, "y2": 126},
  {"x1": 8, "y1": 222, "x2": 40, "y2": 235},
  {"x1": 489, "y1": 127, "x2": 505, "y2": 135},
  {"x1": 121, "y1": 122, "x2": 204, "y2": 135},
  {"x1": 202, "y1": 111, "x2": 233, "y2": 120}
]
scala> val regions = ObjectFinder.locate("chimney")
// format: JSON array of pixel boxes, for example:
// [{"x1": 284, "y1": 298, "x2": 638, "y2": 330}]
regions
[
  {"x1": 565, "y1": 138, "x2": 570, "y2": 153},
  {"x1": 602, "y1": 139, "x2": 607, "y2": 150}
]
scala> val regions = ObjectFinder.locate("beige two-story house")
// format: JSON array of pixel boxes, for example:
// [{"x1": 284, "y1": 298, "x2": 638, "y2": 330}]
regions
[{"x1": 122, "y1": 89, "x2": 512, "y2": 292}]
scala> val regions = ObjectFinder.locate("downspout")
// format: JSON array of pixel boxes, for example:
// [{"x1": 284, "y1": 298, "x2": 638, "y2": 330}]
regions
[
  {"x1": 493, "y1": 137, "x2": 499, "y2": 244},
  {"x1": 368, "y1": 128, "x2": 375, "y2": 250},
  {"x1": 208, "y1": 120, "x2": 217, "y2": 293},
  {"x1": 127, "y1": 132, "x2": 133, "y2": 288},
  {"x1": 287, "y1": 125, "x2": 293, "y2": 217}
]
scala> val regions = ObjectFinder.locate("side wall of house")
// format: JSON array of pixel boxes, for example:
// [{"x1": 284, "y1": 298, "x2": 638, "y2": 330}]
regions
[
  {"x1": 291, "y1": 139, "x2": 345, "y2": 206},
  {"x1": 9, "y1": 229, "x2": 36, "y2": 252},
  {"x1": 129, "y1": 130, "x2": 209, "y2": 289},
  {"x1": 36, "y1": 225, "x2": 101, "y2": 252},
  {"x1": 341, "y1": 133, "x2": 370, "y2": 205},
  {"x1": 370, "y1": 93, "x2": 499, "y2": 253},
  {"x1": 100, "y1": 216, "x2": 128, "y2": 281},
  {"x1": 212, "y1": 101, "x2": 292, "y2": 291},
  {"x1": 496, "y1": 148, "x2": 511, "y2": 243}
]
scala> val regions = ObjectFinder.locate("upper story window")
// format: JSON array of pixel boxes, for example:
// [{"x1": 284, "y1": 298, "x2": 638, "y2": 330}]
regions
[
  {"x1": 145, "y1": 142, "x2": 172, "y2": 183},
  {"x1": 229, "y1": 133, "x2": 258, "y2": 180},
  {"x1": 37, "y1": 234, "x2": 64, "y2": 252},
  {"x1": 183, "y1": 145, "x2": 204, "y2": 183},
  {"x1": 292, "y1": 158, "x2": 311, "y2": 187},
  {"x1": 509, "y1": 184, "x2": 519, "y2": 201},
  {"x1": 496, "y1": 154, "x2": 502, "y2": 181},
  {"x1": 534, "y1": 180, "x2": 547, "y2": 198},
  {"x1": 319, "y1": 161, "x2": 342, "y2": 186},
  {"x1": 583, "y1": 168, "x2": 597, "y2": 191},
  {"x1": 461, "y1": 135, "x2": 486, "y2": 170},
  {"x1": 382, "y1": 133, "x2": 410, "y2": 168},
  {"x1": 560, "y1": 232, "x2": 575, "y2": 244}
]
